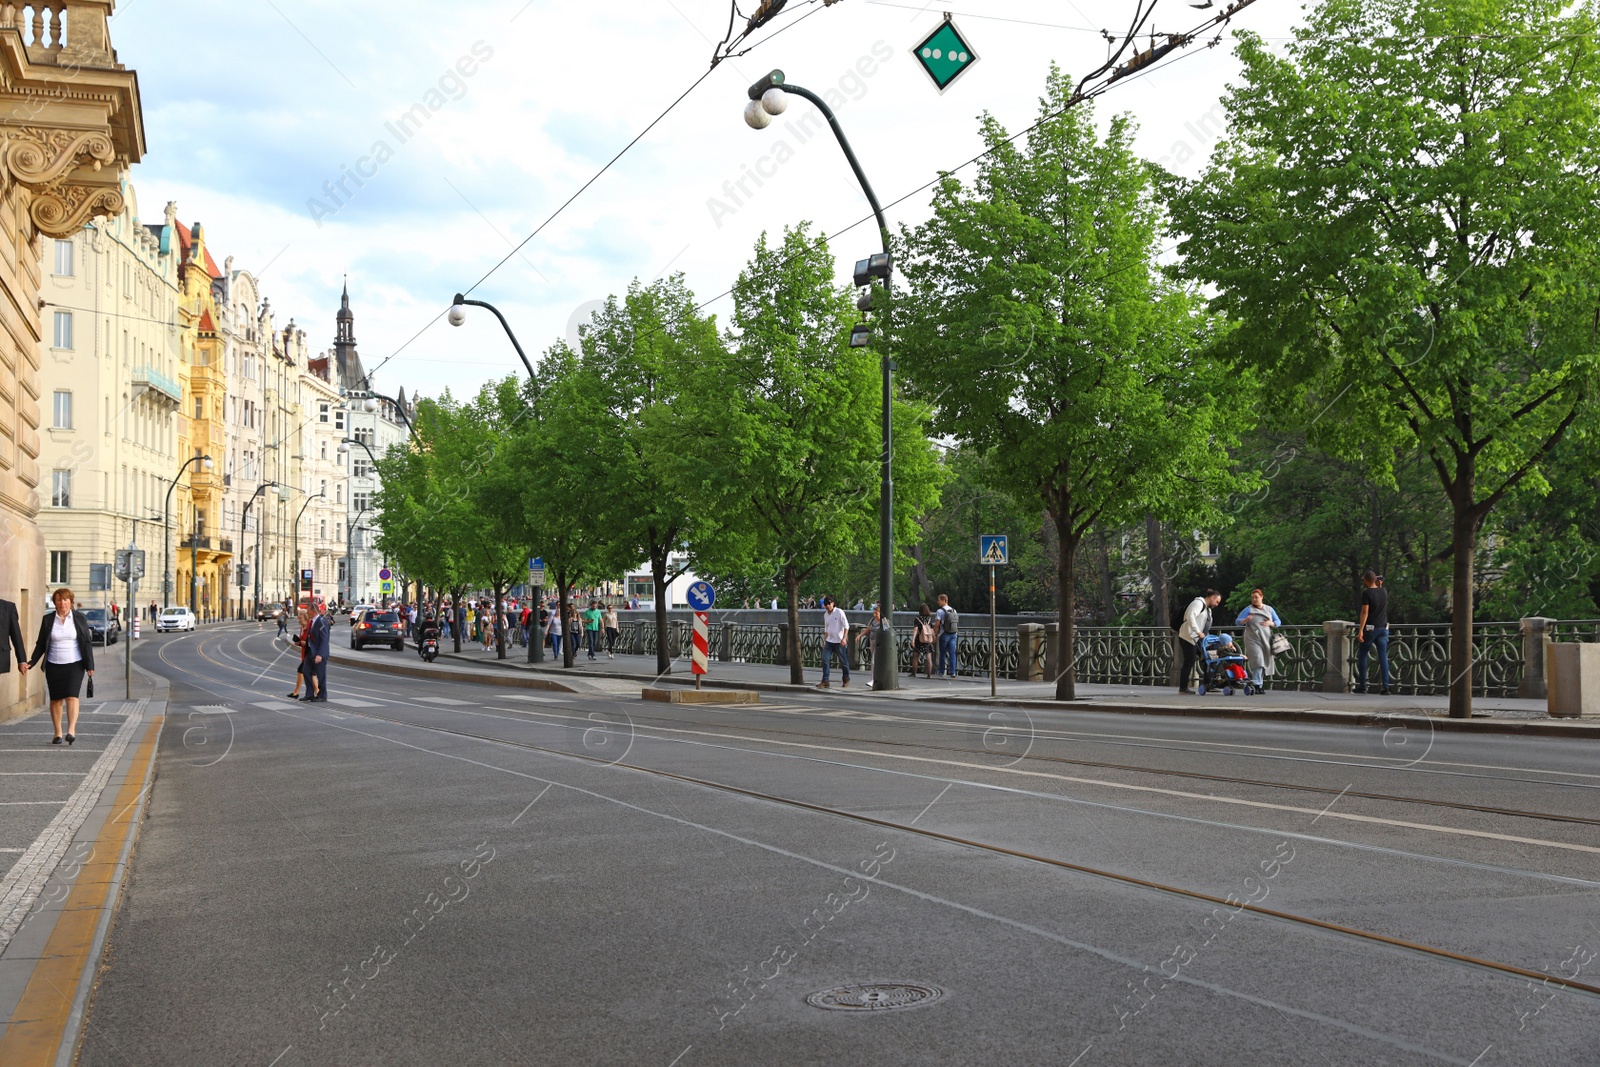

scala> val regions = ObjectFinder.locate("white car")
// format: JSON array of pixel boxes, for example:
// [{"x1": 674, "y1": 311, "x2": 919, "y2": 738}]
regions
[{"x1": 157, "y1": 606, "x2": 196, "y2": 632}]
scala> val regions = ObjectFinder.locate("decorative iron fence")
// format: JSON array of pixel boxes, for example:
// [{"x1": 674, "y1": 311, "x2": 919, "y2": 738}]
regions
[{"x1": 602, "y1": 615, "x2": 1596, "y2": 697}]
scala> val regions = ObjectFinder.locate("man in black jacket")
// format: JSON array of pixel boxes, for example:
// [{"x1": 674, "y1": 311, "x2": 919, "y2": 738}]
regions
[{"x1": 0, "y1": 598, "x2": 27, "y2": 676}]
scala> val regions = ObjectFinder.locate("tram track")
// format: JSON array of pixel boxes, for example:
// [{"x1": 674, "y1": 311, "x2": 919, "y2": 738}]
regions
[
  {"x1": 187, "y1": 628, "x2": 1600, "y2": 831},
  {"x1": 278, "y1": 693, "x2": 1600, "y2": 1003}
]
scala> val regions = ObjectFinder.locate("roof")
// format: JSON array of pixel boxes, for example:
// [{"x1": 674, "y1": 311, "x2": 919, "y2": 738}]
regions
[{"x1": 172, "y1": 219, "x2": 222, "y2": 278}]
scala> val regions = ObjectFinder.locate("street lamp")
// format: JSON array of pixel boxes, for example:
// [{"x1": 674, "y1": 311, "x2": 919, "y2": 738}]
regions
[
  {"x1": 343, "y1": 383, "x2": 417, "y2": 441},
  {"x1": 347, "y1": 508, "x2": 370, "y2": 607},
  {"x1": 292, "y1": 490, "x2": 326, "y2": 604},
  {"x1": 448, "y1": 295, "x2": 544, "y2": 662},
  {"x1": 744, "y1": 68, "x2": 899, "y2": 691},
  {"x1": 163, "y1": 454, "x2": 212, "y2": 613},
  {"x1": 239, "y1": 482, "x2": 278, "y2": 619}
]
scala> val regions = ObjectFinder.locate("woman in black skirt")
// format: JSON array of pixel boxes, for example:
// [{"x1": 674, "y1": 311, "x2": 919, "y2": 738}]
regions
[{"x1": 27, "y1": 587, "x2": 94, "y2": 745}]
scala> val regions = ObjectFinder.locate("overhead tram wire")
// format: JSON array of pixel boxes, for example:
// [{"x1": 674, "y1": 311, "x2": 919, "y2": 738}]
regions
[
  {"x1": 695, "y1": 0, "x2": 1268, "y2": 311},
  {"x1": 363, "y1": 0, "x2": 835, "y2": 383}
]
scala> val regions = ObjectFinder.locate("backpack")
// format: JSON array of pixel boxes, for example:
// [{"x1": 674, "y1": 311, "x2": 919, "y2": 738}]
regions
[
  {"x1": 941, "y1": 607, "x2": 959, "y2": 635},
  {"x1": 913, "y1": 618, "x2": 935, "y2": 645}
]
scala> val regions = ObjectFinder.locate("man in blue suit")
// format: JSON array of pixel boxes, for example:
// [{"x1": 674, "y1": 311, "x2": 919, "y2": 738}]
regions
[{"x1": 304, "y1": 602, "x2": 330, "y2": 702}]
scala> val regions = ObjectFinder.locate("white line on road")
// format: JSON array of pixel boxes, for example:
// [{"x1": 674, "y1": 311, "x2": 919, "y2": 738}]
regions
[
  {"x1": 414, "y1": 697, "x2": 474, "y2": 706},
  {"x1": 910, "y1": 783, "x2": 952, "y2": 826},
  {"x1": 321, "y1": 697, "x2": 383, "y2": 707},
  {"x1": 511, "y1": 784, "x2": 553, "y2": 826},
  {"x1": 0, "y1": 801, "x2": 67, "y2": 806}
]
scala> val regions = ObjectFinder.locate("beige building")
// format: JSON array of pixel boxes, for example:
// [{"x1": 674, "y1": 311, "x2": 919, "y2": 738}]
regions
[
  {"x1": 1, "y1": 3, "x2": 144, "y2": 722},
  {"x1": 34, "y1": 184, "x2": 181, "y2": 624},
  {"x1": 297, "y1": 352, "x2": 345, "y2": 605}
]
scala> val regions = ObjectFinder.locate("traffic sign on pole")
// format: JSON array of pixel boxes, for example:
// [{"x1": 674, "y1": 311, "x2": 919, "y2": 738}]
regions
[
  {"x1": 378, "y1": 567, "x2": 393, "y2": 581},
  {"x1": 691, "y1": 611, "x2": 710, "y2": 687},
  {"x1": 980, "y1": 535, "x2": 1009, "y2": 565},
  {"x1": 686, "y1": 581, "x2": 716, "y2": 612},
  {"x1": 911, "y1": 15, "x2": 979, "y2": 93}
]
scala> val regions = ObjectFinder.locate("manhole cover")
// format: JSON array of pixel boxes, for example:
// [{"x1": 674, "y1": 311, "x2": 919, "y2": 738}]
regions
[{"x1": 805, "y1": 982, "x2": 944, "y2": 1012}]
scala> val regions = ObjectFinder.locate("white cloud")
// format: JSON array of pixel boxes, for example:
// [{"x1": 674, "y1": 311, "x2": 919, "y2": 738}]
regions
[{"x1": 112, "y1": 0, "x2": 1304, "y2": 400}]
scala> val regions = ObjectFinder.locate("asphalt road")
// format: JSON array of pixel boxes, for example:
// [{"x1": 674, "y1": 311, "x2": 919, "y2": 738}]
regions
[{"x1": 77, "y1": 623, "x2": 1599, "y2": 1066}]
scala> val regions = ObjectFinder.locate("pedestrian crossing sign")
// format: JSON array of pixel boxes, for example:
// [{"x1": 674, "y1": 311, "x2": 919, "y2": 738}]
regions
[{"x1": 980, "y1": 535, "x2": 1008, "y2": 565}]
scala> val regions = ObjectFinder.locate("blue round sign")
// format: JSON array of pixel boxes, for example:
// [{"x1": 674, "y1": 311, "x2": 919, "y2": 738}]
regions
[{"x1": 686, "y1": 581, "x2": 716, "y2": 611}]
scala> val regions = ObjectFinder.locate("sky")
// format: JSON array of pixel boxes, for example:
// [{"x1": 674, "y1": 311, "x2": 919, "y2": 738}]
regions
[{"x1": 110, "y1": 0, "x2": 1304, "y2": 403}]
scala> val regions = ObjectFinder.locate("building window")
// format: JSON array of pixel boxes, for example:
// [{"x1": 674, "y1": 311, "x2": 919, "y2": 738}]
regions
[
  {"x1": 319, "y1": 519, "x2": 327, "y2": 540},
  {"x1": 49, "y1": 551, "x2": 70, "y2": 584},
  {"x1": 353, "y1": 492, "x2": 369, "y2": 511},
  {"x1": 334, "y1": 410, "x2": 345, "y2": 431},
  {"x1": 352, "y1": 459, "x2": 372, "y2": 478},
  {"x1": 52, "y1": 390, "x2": 72, "y2": 429},
  {"x1": 53, "y1": 239, "x2": 73, "y2": 277},
  {"x1": 319, "y1": 440, "x2": 327, "y2": 460},
  {"x1": 319, "y1": 479, "x2": 327, "y2": 498},
  {"x1": 194, "y1": 397, "x2": 203, "y2": 419},
  {"x1": 319, "y1": 402, "x2": 330, "y2": 424},
  {"x1": 52, "y1": 310, "x2": 73, "y2": 349},
  {"x1": 354, "y1": 427, "x2": 373, "y2": 447},
  {"x1": 51, "y1": 470, "x2": 71, "y2": 507},
  {"x1": 335, "y1": 483, "x2": 343, "y2": 504}
]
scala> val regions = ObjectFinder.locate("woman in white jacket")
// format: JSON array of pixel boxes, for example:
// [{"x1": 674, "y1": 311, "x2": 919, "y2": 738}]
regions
[
  {"x1": 1177, "y1": 589, "x2": 1221, "y2": 694},
  {"x1": 1236, "y1": 589, "x2": 1283, "y2": 688}
]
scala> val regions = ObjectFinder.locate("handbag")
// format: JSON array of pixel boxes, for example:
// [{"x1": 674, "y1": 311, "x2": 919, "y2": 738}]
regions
[
  {"x1": 86, "y1": 675, "x2": 94, "y2": 698},
  {"x1": 1270, "y1": 632, "x2": 1291, "y2": 655}
]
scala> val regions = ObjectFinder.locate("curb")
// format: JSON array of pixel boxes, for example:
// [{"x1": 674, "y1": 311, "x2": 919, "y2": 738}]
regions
[
  {"x1": 330, "y1": 649, "x2": 581, "y2": 693},
  {"x1": 916, "y1": 695, "x2": 1600, "y2": 738}
]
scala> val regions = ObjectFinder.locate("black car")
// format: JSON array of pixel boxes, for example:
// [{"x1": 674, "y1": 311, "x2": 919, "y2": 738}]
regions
[
  {"x1": 82, "y1": 607, "x2": 119, "y2": 646},
  {"x1": 351, "y1": 610, "x2": 404, "y2": 651}
]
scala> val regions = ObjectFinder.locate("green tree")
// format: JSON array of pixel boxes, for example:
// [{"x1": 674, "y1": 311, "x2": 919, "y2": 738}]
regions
[
  {"x1": 552, "y1": 275, "x2": 725, "y2": 673},
  {"x1": 683, "y1": 224, "x2": 944, "y2": 683},
  {"x1": 1171, "y1": 0, "x2": 1600, "y2": 716},
  {"x1": 897, "y1": 69, "x2": 1243, "y2": 700}
]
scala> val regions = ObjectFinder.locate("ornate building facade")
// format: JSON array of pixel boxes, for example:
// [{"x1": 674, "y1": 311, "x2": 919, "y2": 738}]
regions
[
  {"x1": 1, "y1": 2, "x2": 143, "y2": 722},
  {"x1": 33, "y1": 182, "x2": 180, "y2": 624}
]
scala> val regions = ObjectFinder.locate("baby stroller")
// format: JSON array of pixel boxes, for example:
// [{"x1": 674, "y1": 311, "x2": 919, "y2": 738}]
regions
[{"x1": 1199, "y1": 633, "x2": 1262, "y2": 696}]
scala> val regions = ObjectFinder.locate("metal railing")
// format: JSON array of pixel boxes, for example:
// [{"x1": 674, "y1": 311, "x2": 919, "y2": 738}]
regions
[{"x1": 601, "y1": 614, "x2": 1596, "y2": 697}]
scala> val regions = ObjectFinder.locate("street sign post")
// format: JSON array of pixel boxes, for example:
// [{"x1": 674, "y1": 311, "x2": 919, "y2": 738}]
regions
[
  {"x1": 300, "y1": 568, "x2": 314, "y2": 594},
  {"x1": 118, "y1": 543, "x2": 147, "y2": 700},
  {"x1": 688, "y1": 581, "x2": 715, "y2": 689},
  {"x1": 911, "y1": 15, "x2": 979, "y2": 94},
  {"x1": 980, "y1": 535, "x2": 1009, "y2": 696}
]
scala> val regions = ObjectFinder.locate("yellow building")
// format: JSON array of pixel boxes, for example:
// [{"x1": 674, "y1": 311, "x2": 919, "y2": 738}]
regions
[
  {"x1": 171, "y1": 217, "x2": 233, "y2": 619},
  {"x1": 0, "y1": 3, "x2": 143, "y2": 722}
]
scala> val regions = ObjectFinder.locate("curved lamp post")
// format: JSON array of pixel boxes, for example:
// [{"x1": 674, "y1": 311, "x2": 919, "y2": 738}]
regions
[
  {"x1": 449, "y1": 293, "x2": 544, "y2": 663},
  {"x1": 240, "y1": 480, "x2": 286, "y2": 617},
  {"x1": 744, "y1": 69, "x2": 899, "y2": 690},
  {"x1": 163, "y1": 454, "x2": 212, "y2": 613},
  {"x1": 292, "y1": 490, "x2": 326, "y2": 603}
]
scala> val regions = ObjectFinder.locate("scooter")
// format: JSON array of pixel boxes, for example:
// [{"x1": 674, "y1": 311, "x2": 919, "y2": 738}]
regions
[{"x1": 418, "y1": 630, "x2": 440, "y2": 663}]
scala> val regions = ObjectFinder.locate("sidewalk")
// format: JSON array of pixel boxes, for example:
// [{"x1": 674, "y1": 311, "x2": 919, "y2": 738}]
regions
[
  {"x1": 330, "y1": 641, "x2": 1600, "y2": 738},
  {"x1": 0, "y1": 641, "x2": 167, "y2": 1064}
]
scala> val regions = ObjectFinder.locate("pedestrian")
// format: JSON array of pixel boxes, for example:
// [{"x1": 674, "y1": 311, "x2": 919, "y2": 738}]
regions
[
  {"x1": 519, "y1": 603, "x2": 532, "y2": 647},
  {"x1": 1177, "y1": 588, "x2": 1222, "y2": 694},
  {"x1": 817, "y1": 596, "x2": 850, "y2": 689},
  {"x1": 277, "y1": 608, "x2": 288, "y2": 638},
  {"x1": 864, "y1": 605, "x2": 885, "y2": 689},
  {"x1": 547, "y1": 601, "x2": 564, "y2": 660},
  {"x1": 1355, "y1": 570, "x2": 1391, "y2": 694},
  {"x1": 1236, "y1": 588, "x2": 1283, "y2": 689},
  {"x1": 286, "y1": 606, "x2": 313, "y2": 699},
  {"x1": 603, "y1": 603, "x2": 619, "y2": 658},
  {"x1": 935, "y1": 594, "x2": 959, "y2": 679},
  {"x1": 912, "y1": 603, "x2": 937, "y2": 679},
  {"x1": 584, "y1": 600, "x2": 602, "y2": 660},
  {"x1": 1, "y1": 594, "x2": 29, "y2": 682},
  {"x1": 27, "y1": 587, "x2": 93, "y2": 744},
  {"x1": 304, "y1": 602, "x2": 330, "y2": 701}
]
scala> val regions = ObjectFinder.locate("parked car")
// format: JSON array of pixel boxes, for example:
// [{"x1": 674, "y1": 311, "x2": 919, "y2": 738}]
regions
[
  {"x1": 82, "y1": 607, "x2": 119, "y2": 646},
  {"x1": 255, "y1": 604, "x2": 285, "y2": 622},
  {"x1": 351, "y1": 610, "x2": 404, "y2": 651},
  {"x1": 157, "y1": 606, "x2": 196, "y2": 632}
]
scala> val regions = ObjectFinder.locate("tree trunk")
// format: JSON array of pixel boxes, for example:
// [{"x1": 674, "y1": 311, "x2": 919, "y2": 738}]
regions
[
  {"x1": 785, "y1": 563, "x2": 803, "y2": 685},
  {"x1": 1096, "y1": 527, "x2": 1116, "y2": 624},
  {"x1": 494, "y1": 579, "x2": 506, "y2": 660},
  {"x1": 910, "y1": 540, "x2": 930, "y2": 609},
  {"x1": 1145, "y1": 513, "x2": 1168, "y2": 628},
  {"x1": 1055, "y1": 512, "x2": 1079, "y2": 701},
  {"x1": 558, "y1": 571, "x2": 574, "y2": 668},
  {"x1": 1448, "y1": 465, "x2": 1476, "y2": 719},
  {"x1": 652, "y1": 551, "x2": 671, "y2": 675}
]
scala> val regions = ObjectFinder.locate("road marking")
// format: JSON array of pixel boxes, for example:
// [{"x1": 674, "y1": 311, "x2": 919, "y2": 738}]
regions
[
  {"x1": 0, "y1": 773, "x2": 87, "y2": 776},
  {"x1": 251, "y1": 701, "x2": 299, "y2": 710},
  {"x1": 500, "y1": 693, "x2": 577, "y2": 704},
  {"x1": 0, "y1": 802, "x2": 67, "y2": 806},
  {"x1": 0, "y1": 714, "x2": 162, "y2": 1063},
  {"x1": 321, "y1": 697, "x2": 383, "y2": 708},
  {"x1": 414, "y1": 697, "x2": 474, "y2": 706}
]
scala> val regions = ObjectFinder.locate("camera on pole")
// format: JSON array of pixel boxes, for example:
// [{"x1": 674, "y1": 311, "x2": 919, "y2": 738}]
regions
[{"x1": 850, "y1": 253, "x2": 892, "y2": 348}]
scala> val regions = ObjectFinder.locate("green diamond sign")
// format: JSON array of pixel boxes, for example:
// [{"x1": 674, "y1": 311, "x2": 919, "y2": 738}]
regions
[{"x1": 911, "y1": 17, "x2": 978, "y2": 93}]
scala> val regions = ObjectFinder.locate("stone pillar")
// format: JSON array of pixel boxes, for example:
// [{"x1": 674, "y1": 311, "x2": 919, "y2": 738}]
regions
[
  {"x1": 1517, "y1": 617, "x2": 1555, "y2": 699},
  {"x1": 1546, "y1": 641, "x2": 1600, "y2": 718},
  {"x1": 719, "y1": 622, "x2": 734, "y2": 663},
  {"x1": 1043, "y1": 622, "x2": 1060, "y2": 682},
  {"x1": 1016, "y1": 623, "x2": 1044, "y2": 681},
  {"x1": 1322, "y1": 620, "x2": 1354, "y2": 693},
  {"x1": 776, "y1": 623, "x2": 789, "y2": 666}
]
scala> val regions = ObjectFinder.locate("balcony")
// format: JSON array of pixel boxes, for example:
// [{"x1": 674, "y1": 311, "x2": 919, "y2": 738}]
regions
[
  {"x1": 181, "y1": 535, "x2": 212, "y2": 551},
  {"x1": 133, "y1": 366, "x2": 182, "y2": 407},
  {"x1": 219, "y1": 538, "x2": 234, "y2": 554}
]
